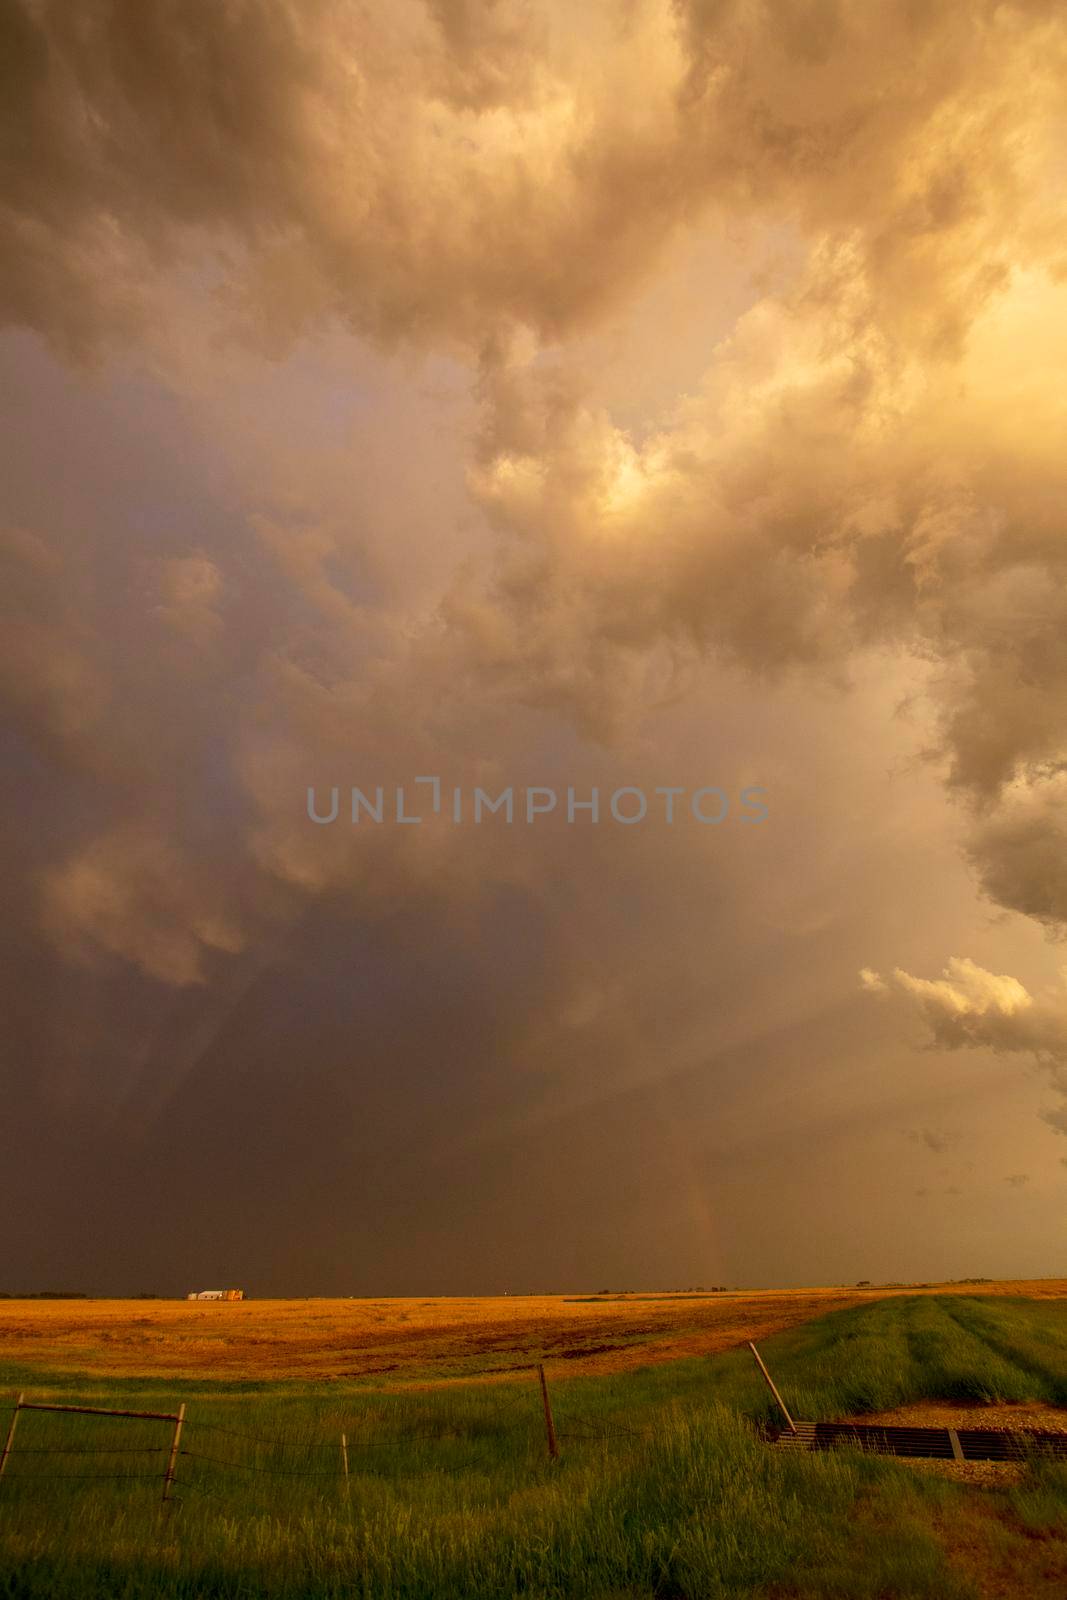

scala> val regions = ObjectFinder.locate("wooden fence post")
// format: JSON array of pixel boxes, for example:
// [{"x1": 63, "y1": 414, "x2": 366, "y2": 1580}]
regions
[
  {"x1": 162, "y1": 1402, "x2": 185, "y2": 1505},
  {"x1": 747, "y1": 1343, "x2": 797, "y2": 1435},
  {"x1": 340, "y1": 1431, "x2": 351, "y2": 1507},
  {"x1": 0, "y1": 1394, "x2": 24, "y2": 1483},
  {"x1": 538, "y1": 1364, "x2": 559, "y2": 1460}
]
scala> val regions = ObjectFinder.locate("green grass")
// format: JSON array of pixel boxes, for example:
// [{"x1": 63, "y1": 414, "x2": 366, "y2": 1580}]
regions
[
  {"x1": 696, "y1": 1293, "x2": 1067, "y2": 1420},
  {"x1": 1, "y1": 1296, "x2": 1066, "y2": 1597}
]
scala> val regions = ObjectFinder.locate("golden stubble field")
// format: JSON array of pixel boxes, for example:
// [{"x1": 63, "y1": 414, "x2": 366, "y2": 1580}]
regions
[{"x1": 2, "y1": 1279, "x2": 1065, "y2": 1386}]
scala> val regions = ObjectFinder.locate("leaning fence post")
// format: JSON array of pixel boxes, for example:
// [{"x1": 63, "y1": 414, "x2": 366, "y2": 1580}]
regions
[
  {"x1": 538, "y1": 1364, "x2": 559, "y2": 1460},
  {"x1": 162, "y1": 1402, "x2": 186, "y2": 1505},
  {"x1": 747, "y1": 1343, "x2": 798, "y2": 1435},
  {"x1": 0, "y1": 1394, "x2": 24, "y2": 1483},
  {"x1": 340, "y1": 1430, "x2": 351, "y2": 1506}
]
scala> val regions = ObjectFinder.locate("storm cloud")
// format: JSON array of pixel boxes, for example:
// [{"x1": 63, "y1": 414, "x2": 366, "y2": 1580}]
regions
[{"x1": 2, "y1": 0, "x2": 1065, "y2": 1293}]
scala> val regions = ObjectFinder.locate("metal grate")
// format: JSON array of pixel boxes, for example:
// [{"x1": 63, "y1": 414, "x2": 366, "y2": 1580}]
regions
[{"x1": 763, "y1": 1421, "x2": 1067, "y2": 1461}]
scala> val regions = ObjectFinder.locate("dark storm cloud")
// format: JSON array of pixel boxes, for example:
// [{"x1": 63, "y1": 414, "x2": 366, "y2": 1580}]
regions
[{"x1": 2, "y1": 0, "x2": 1066, "y2": 1291}]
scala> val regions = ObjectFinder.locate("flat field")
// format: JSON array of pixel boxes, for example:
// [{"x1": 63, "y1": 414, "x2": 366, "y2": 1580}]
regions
[
  {"x1": 3, "y1": 1289, "x2": 1067, "y2": 1598},
  {"x1": 1, "y1": 1278, "x2": 1064, "y2": 1384}
]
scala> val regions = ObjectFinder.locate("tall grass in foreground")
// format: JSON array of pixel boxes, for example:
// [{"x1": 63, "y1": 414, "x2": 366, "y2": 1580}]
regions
[
  {"x1": 1, "y1": 1296, "x2": 1066, "y2": 1598},
  {"x1": 0, "y1": 1404, "x2": 971, "y2": 1599}
]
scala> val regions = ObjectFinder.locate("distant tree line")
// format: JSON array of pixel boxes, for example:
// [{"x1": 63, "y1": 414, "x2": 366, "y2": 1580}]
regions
[
  {"x1": 0, "y1": 1290, "x2": 167, "y2": 1299},
  {"x1": 595, "y1": 1287, "x2": 731, "y2": 1295},
  {"x1": 0, "y1": 1291, "x2": 91, "y2": 1299}
]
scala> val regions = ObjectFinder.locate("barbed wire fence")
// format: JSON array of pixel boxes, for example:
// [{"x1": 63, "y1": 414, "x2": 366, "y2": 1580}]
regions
[{"x1": 0, "y1": 1364, "x2": 658, "y2": 1509}]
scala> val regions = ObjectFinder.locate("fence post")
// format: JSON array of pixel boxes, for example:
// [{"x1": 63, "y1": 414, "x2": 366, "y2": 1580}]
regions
[
  {"x1": 0, "y1": 1394, "x2": 24, "y2": 1483},
  {"x1": 538, "y1": 1364, "x2": 559, "y2": 1460},
  {"x1": 747, "y1": 1342, "x2": 797, "y2": 1435},
  {"x1": 340, "y1": 1430, "x2": 351, "y2": 1507},
  {"x1": 162, "y1": 1402, "x2": 186, "y2": 1505}
]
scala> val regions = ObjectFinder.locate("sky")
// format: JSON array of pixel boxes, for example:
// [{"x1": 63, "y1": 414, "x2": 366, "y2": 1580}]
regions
[{"x1": 2, "y1": 0, "x2": 1066, "y2": 1296}]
